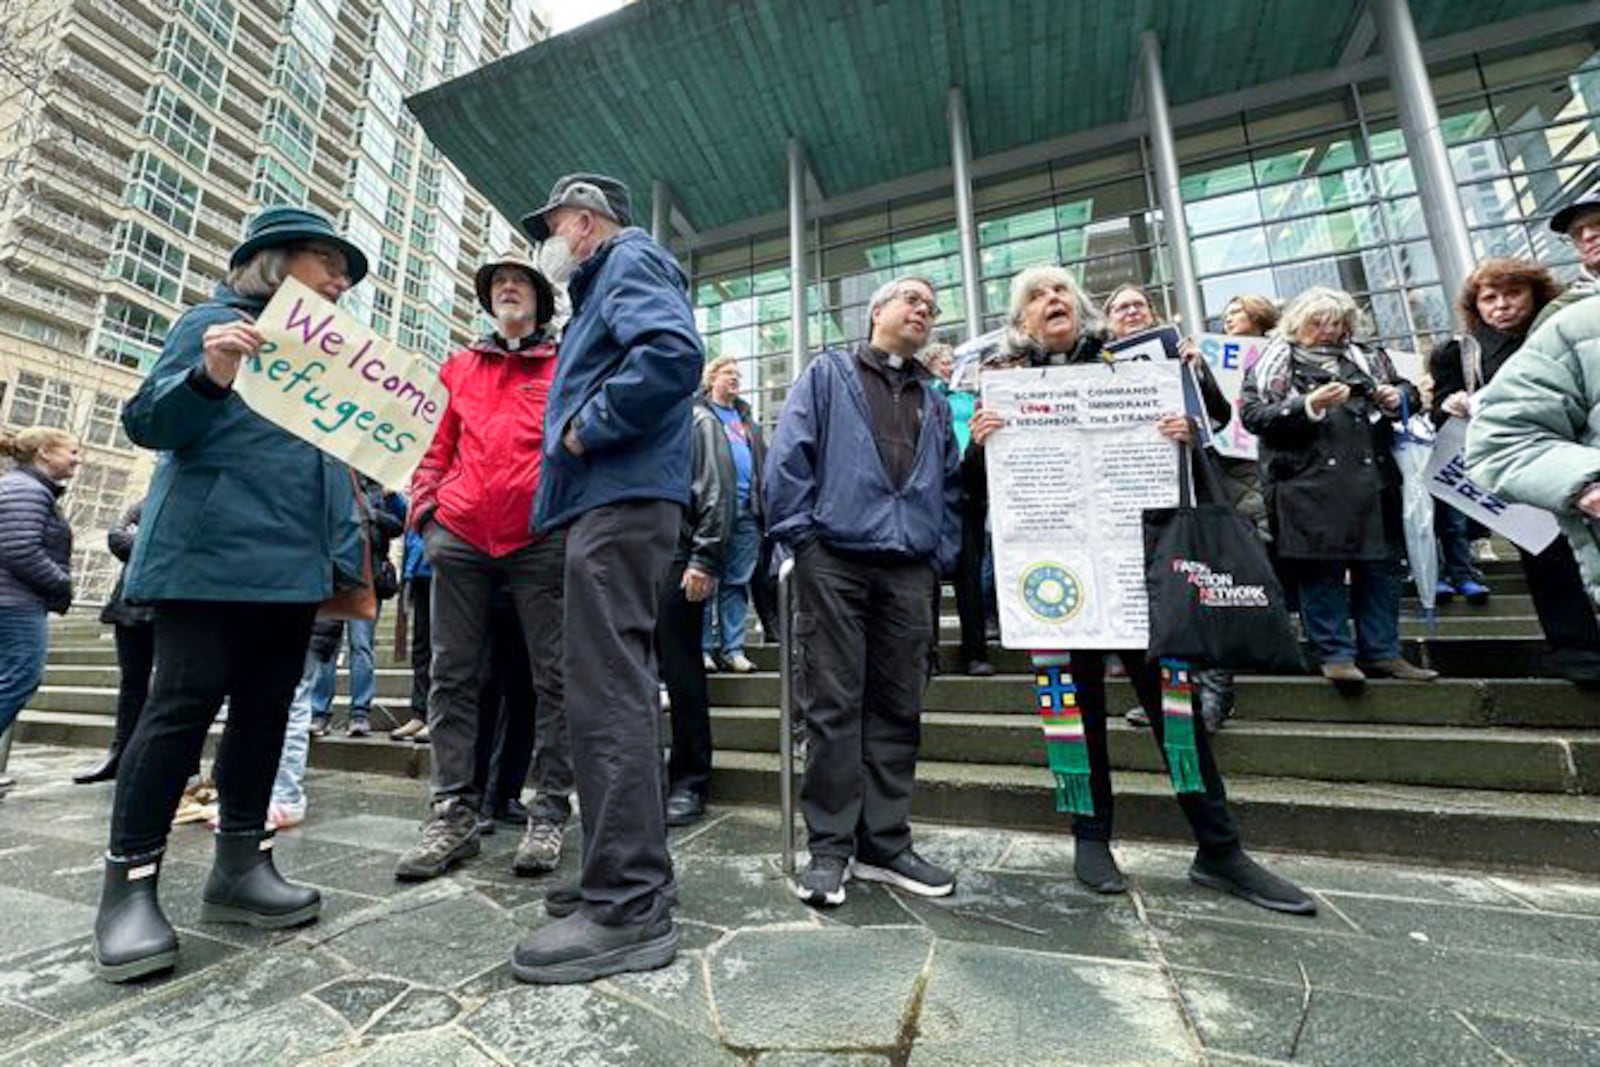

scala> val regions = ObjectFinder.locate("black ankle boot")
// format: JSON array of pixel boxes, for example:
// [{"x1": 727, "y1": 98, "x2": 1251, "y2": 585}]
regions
[
  {"x1": 1073, "y1": 838, "x2": 1127, "y2": 894},
  {"x1": 73, "y1": 744, "x2": 123, "y2": 785},
  {"x1": 199, "y1": 829, "x2": 321, "y2": 928},
  {"x1": 93, "y1": 850, "x2": 178, "y2": 983},
  {"x1": 1189, "y1": 849, "x2": 1317, "y2": 915}
]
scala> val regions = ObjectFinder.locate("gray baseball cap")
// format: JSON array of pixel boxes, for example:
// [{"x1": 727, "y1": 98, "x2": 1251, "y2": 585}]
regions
[{"x1": 522, "y1": 173, "x2": 632, "y2": 242}]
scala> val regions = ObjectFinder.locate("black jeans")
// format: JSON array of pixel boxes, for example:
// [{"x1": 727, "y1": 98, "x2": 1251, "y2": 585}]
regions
[
  {"x1": 952, "y1": 493, "x2": 989, "y2": 665},
  {"x1": 111, "y1": 622, "x2": 155, "y2": 747},
  {"x1": 426, "y1": 524, "x2": 569, "y2": 820},
  {"x1": 564, "y1": 500, "x2": 680, "y2": 926},
  {"x1": 657, "y1": 561, "x2": 712, "y2": 797},
  {"x1": 1065, "y1": 650, "x2": 1238, "y2": 855},
  {"x1": 1520, "y1": 537, "x2": 1600, "y2": 651},
  {"x1": 407, "y1": 576, "x2": 432, "y2": 721},
  {"x1": 794, "y1": 542, "x2": 934, "y2": 862},
  {"x1": 472, "y1": 586, "x2": 538, "y2": 815},
  {"x1": 109, "y1": 601, "x2": 317, "y2": 857}
]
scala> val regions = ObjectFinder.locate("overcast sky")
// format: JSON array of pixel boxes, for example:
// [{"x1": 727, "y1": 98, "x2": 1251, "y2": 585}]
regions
[{"x1": 545, "y1": 0, "x2": 626, "y2": 34}]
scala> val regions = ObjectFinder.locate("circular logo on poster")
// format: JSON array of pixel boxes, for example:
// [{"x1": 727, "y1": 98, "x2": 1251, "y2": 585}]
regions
[{"x1": 1021, "y1": 563, "x2": 1082, "y2": 622}]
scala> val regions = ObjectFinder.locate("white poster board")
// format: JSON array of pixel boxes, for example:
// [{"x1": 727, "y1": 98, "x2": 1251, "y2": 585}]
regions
[
  {"x1": 1428, "y1": 417, "x2": 1561, "y2": 554},
  {"x1": 235, "y1": 277, "x2": 447, "y2": 488},
  {"x1": 982, "y1": 359, "x2": 1184, "y2": 650}
]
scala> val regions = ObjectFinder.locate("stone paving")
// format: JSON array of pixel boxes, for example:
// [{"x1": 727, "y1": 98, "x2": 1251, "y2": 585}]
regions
[{"x1": 0, "y1": 745, "x2": 1599, "y2": 1065}]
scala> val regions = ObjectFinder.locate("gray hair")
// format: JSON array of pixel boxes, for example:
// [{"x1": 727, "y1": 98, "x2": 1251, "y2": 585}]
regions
[
  {"x1": 1279, "y1": 286, "x2": 1361, "y2": 343},
  {"x1": 868, "y1": 275, "x2": 937, "y2": 315},
  {"x1": 1006, "y1": 265, "x2": 1103, "y2": 348},
  {"x1": 224, "y1": 248, "x2": 290, "y2": 299}
]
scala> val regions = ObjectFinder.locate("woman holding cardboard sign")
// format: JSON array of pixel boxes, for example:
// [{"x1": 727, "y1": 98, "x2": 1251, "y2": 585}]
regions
[{"x1": 92, "y1": 207, "x2": 370, "y2": 983}]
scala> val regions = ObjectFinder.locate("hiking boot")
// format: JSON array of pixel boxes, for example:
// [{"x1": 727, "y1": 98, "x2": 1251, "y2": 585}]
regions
[
  {"x1": 513, "y1": 820, "x2": 564, "y2": 876},
  {"x1": 850, "y1": 848, "x2": 955, "y2": 898},
  {"x1": 1189, "y1": 849, "x2": 1316, "y2": 915},
  {"x1": 199, "y1": 829, "x2": 321, "y2": 928},
  {"x1": 794, "y1": 854, "x2": 848, "y2": 907},
  {"x1": 1073, "y1": 838, "x2": 1127, "y2": 894},
  {"x1": 395, "y1": 800, "x2": 480, "y2": 881},
  {"x1": 511, "y1": 911, "x2": 679, "y2": 985},
  {"x1": 1359, "y1": 657, "x2": 1439, "y2": 682},
  {"x1": 93, "y1": 849, "x2": 178, "y2": 983}
]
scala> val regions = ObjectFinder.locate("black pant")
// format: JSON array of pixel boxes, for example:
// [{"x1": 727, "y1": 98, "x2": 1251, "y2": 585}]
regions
[
  {"x1": 952, "y1": 494, "x2": 989, "y2": 664},
  {"x1": 657, "y1": 561, "x2": 712, "y2": 797},
  {"x1": 1520, "y1": 538, "x2": 1600, "y2": 651},
  {"x1": 111, "y1": 622, "x2": 155, "y2": 747},
  {"x1": 109, "y1": 601, "x2": 317, "y2": 856},
  {"x1": 472, "y1": 586, "x2": 538, "y2": 815},
  {"x1": 794, "y1": 542, "x2": 934, "y2": 862},
  {"x1": 750, "y1": 535, "x2": 780, "y2": 643},
  {"x1": 565, "y1": 500, "x2": 680, "y2": 925},
  {"x1": 1065, "y1": 650, "x2": 1238, "y2": 855},
  {"x1": 408, "y1": 576, "x2": 432, "y2": 721}
]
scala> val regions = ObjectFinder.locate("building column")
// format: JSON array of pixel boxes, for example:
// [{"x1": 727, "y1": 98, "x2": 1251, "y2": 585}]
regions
[
  {"x1": 1371, "y1": 0, "x2": 1475, "y2": 301},
  {"x1": 787, "y1": 138, "x2": 809, "y2": 380},
  {"x1": 1140, "y1": 32, "x2": 1204, "y2": 334},
  {"x1": 948, "y1": 87, "x2": 984, "y2": 341},
  {"x1": 651, "y1": 180, "x2": 670, "y2": 245}
]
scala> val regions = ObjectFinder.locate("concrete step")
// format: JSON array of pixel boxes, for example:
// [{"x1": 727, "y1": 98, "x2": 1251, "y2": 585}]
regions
[
  {"x1": 706, "y1": 706, "x2": 1600, "y2": 794},
  {"x1": 706, "y1": 751, "x2": 1600, "y2": 875}
]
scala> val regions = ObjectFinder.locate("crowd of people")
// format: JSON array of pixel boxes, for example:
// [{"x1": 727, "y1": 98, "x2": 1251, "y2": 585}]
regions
[{"x1": 2, "y1": 175, "x2": 1600, "y2": 990}]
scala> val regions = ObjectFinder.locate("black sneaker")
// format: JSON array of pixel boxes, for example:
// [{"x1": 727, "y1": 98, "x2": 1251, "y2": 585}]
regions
[
  {"x1": 794, "y1": 855, "x2": 848, "y2": 907},
  {"x1": 395, "y1": 800, "x2": 481, "y2": 881},
  {"x1": 1189, "y1": 849, "x2": 1316, "y2": 915},
  {"x1": 849, "y1": 848, "x2": 954, "y2": 898}
]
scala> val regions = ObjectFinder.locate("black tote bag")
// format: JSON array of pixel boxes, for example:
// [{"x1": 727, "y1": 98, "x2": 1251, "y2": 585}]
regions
[{"x1": 1142, "y1": 446, "x2": 1305, "y2": 673}]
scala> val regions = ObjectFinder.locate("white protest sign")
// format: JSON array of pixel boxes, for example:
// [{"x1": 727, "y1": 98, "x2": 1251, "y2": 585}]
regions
[
  {"x1": 1426, "y1": 417, "x2": 1560, "y2": 554},
  {"x1": 1193, "y1": 333, "x2": 1268, "y2": 460},
  {"x1": 982, "y1": 359, "x2": 1183, "y2": 650},
  {"x1": 235, "y1": 277, "x2": 446, "y2": 488}
]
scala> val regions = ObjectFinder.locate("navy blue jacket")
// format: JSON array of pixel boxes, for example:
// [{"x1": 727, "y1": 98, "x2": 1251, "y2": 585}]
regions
[
  {"x1": 0, "y1": 466, "x2": 71, "y2": 613},
  {"x1": 534, "y1": 228, "x2": 704, "y2": 531},
  {"x1": 121, "y1": 284, "x2": 363, "y2": 603},
  {"x1": 764, "y1": 346, "x2": 961, "y2": 573}
]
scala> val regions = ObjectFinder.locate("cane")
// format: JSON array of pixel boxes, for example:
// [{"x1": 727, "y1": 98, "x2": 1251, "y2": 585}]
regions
[{"x1": 777, "y1": 556, "x2": 797, "y2": 876}]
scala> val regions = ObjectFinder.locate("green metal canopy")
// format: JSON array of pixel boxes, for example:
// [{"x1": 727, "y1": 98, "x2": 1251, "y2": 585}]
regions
[{"x1": 406, "y1": 0, "x2": 1577, "y2": 239}]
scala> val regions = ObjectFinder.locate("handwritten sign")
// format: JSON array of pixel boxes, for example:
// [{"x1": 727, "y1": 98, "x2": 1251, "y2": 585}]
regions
[
  {"x1": 983, "y1": 360, "x2": 1183, "y2": 649},
  {"x1": 235, "y1": 277, "x2": 446, "y2": 488},
  {"x1": 1427, "y1": 417, "x2": 1560, "y2": 554},
  {"x1": 1193, "y1": 333, "x2": 1268, "y2": 460}
]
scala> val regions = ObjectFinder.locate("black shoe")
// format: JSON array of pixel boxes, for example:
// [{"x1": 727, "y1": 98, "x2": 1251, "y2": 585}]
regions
[
  {"x1": 794, "y1": 855, "x2": 848, "y2": 908},
  {"x1": 664, "y1": 788, "x2": 706, "y2": 828},
  {"x1": 495, "y1": 798, "x2": 532, "y2": 825},
  {"x1": 199, "y1": 829, "x2": 321, "y2": 928},
  {"x1": 849, "y1": 848, "x2": 955, "y2": 897},
  {"x1": 74, "y1": 744, "x2": 123, "y2": 785},
  {"x1": 511, "y1": 911, "x2": 679, "y2": 984},
  {"x1": 475, "y1": 811, "x2": 497, "y2": 836},
  {"x1": 984, "y1": 619, "x2": 1001, "y2": 641},
  {"x1": 965, "y1": 660, "x2": 995, "y2": 677},
  {"x1": 93, "y1": 849, "x2": 178, "y2": 983},
  {"x1": 1073, "y1": 838, "x2": 1127, "y2": 894},
  {"x1": 1547, "y1": 647, "x2": 1600, "y2": 689},
  {"x1": 1189, "y1": 849, "x2": 1316, "y2": 915},
  {"x1": 395, "y1": 800, "x2": 481, "y2": 881}
]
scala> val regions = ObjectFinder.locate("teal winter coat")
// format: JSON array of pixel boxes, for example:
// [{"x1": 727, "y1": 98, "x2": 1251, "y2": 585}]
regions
[
  {"x1": 1466, "y1": 297, "x2": 1600, "y2": 606},
  {"x1": 121, "y1": 284, "x2": 363, "y2": 603}
]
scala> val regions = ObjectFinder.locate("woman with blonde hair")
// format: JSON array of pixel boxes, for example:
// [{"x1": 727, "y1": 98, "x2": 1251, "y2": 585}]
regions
[{"x1": 0, "y1": 426, "x2": 82, "y2": 778}]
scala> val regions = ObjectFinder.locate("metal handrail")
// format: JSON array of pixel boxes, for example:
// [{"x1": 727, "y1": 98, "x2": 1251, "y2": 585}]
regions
[{"x1": 776, "y1": 555, "x2": 797, "y2": 875}]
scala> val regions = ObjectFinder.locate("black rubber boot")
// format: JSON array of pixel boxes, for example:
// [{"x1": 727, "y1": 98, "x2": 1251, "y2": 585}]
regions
[
  {"x1": 73, "y1": 744, "x2": 123, "y2": 785},
  {"x1": 199, "y1": 829, "x2": 321, "y2": 928},
  {"x1": 1189, "y1": 849, "x2": 1317, "y2": 915},
  {"x1": 1073, "y1": 837, "x2": 1128, "y2": 894},
  {"x1": 93, "y1": 850, "x2": 178, "y2": 983}
]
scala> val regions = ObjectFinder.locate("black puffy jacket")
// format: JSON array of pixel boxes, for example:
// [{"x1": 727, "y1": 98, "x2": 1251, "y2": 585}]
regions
[
  {"x1": 100, "y1": 498, "x2": 154, "y2": 626},
  {"x1": 0, "y1": 465, "x2": 72, "y2": 613}
]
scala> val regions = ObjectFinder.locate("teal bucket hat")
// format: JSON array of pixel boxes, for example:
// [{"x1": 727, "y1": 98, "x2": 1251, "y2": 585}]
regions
[{"x1": 229, "y1": 205, "x2": 370, "y2": 286}]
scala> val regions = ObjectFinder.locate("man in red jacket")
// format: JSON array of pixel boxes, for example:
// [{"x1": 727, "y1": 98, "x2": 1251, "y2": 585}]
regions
[{"x1": 395, "y1": 252, "x2": 572, "y2": 882}]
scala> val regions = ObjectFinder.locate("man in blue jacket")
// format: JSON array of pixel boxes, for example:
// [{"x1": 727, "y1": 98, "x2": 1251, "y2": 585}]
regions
[
  {"x1": 511, "y1": 173, "x2": 703, "y2": 984},
  {"x1": 765, "y1": 276, "x2": 962, "y2": 908}
]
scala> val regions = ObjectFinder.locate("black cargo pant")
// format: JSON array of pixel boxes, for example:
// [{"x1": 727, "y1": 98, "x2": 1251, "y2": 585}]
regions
[
  {"x1": 658, "y1": 561, "x2": 713, "y2": 798},
  {"x1": 565, "y1": 500, "x2": 680, "y2": 926},
  {"x1": 794, "y1": 541, "x2": 935, "y2": 862},
  {"x1": 1519, "y1": 538, "x2": 1600, "y2": 651},
  {"x1": 1065, "y1": 650, "x2": 1239, "y2": 855}
]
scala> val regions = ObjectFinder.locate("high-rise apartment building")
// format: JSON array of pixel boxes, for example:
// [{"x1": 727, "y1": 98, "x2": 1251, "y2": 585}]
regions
[{"x1": 0, "y1": 0, "x2": 550, "y2": 599}]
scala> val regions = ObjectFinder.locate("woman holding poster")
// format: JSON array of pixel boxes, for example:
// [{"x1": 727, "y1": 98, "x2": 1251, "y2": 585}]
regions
[
  {"x1": 91, "y1": 207, "x2": 370, "y2": 983},
  {"x1": 967, "y1": 266, "x2": 1314, "y2": 916},
  {"x1": 1241, "y1": 286, "x2": 1435, "y2": 690}
]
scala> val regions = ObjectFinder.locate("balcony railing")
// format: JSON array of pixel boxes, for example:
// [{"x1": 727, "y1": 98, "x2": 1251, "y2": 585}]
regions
[
  {"x1": 0, "y1": 273, "x2": 97, "y2": 329},
  {"x1": 76, "y1": 0, "x2": 160, "y2": 52},
  {"x1": 59, "y1": 55, "x2": 144, "y2": 114},
  {"x1": 14, "y1": 235, "x2": 107, "y2": 280},
  {"x1": 14, "y1": 199, "x2": 111, "y2": 249}
]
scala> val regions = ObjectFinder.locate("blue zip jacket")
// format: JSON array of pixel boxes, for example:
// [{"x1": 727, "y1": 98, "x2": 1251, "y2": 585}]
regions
[
  {"x1": 764, "y1": 346, "x2": 961, "y2": 573},
  {"x1": 121, "y1": 284, "x2": 362, "y2": 603},
  {"x1": 534, "y1": 228, "x2": 704, "y2": 531}
]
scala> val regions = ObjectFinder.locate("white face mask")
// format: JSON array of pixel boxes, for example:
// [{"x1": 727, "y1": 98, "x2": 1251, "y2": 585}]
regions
[{"x1": 537, "y1": 235, "x2": 579, "y2": 285}]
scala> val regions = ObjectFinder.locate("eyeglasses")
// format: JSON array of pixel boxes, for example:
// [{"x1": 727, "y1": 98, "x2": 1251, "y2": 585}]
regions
[
  {"x1": 895, "y1": 289, "x2": 942, "y2": 319},
  {"x1": 1109, "y1": 299, "x2": 1151, "y2": 315}
]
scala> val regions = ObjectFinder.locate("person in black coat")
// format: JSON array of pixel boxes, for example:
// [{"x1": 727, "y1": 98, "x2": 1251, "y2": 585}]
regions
[{"x1": 75, "y1": 498, "x2": 155, "y2": 784}]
